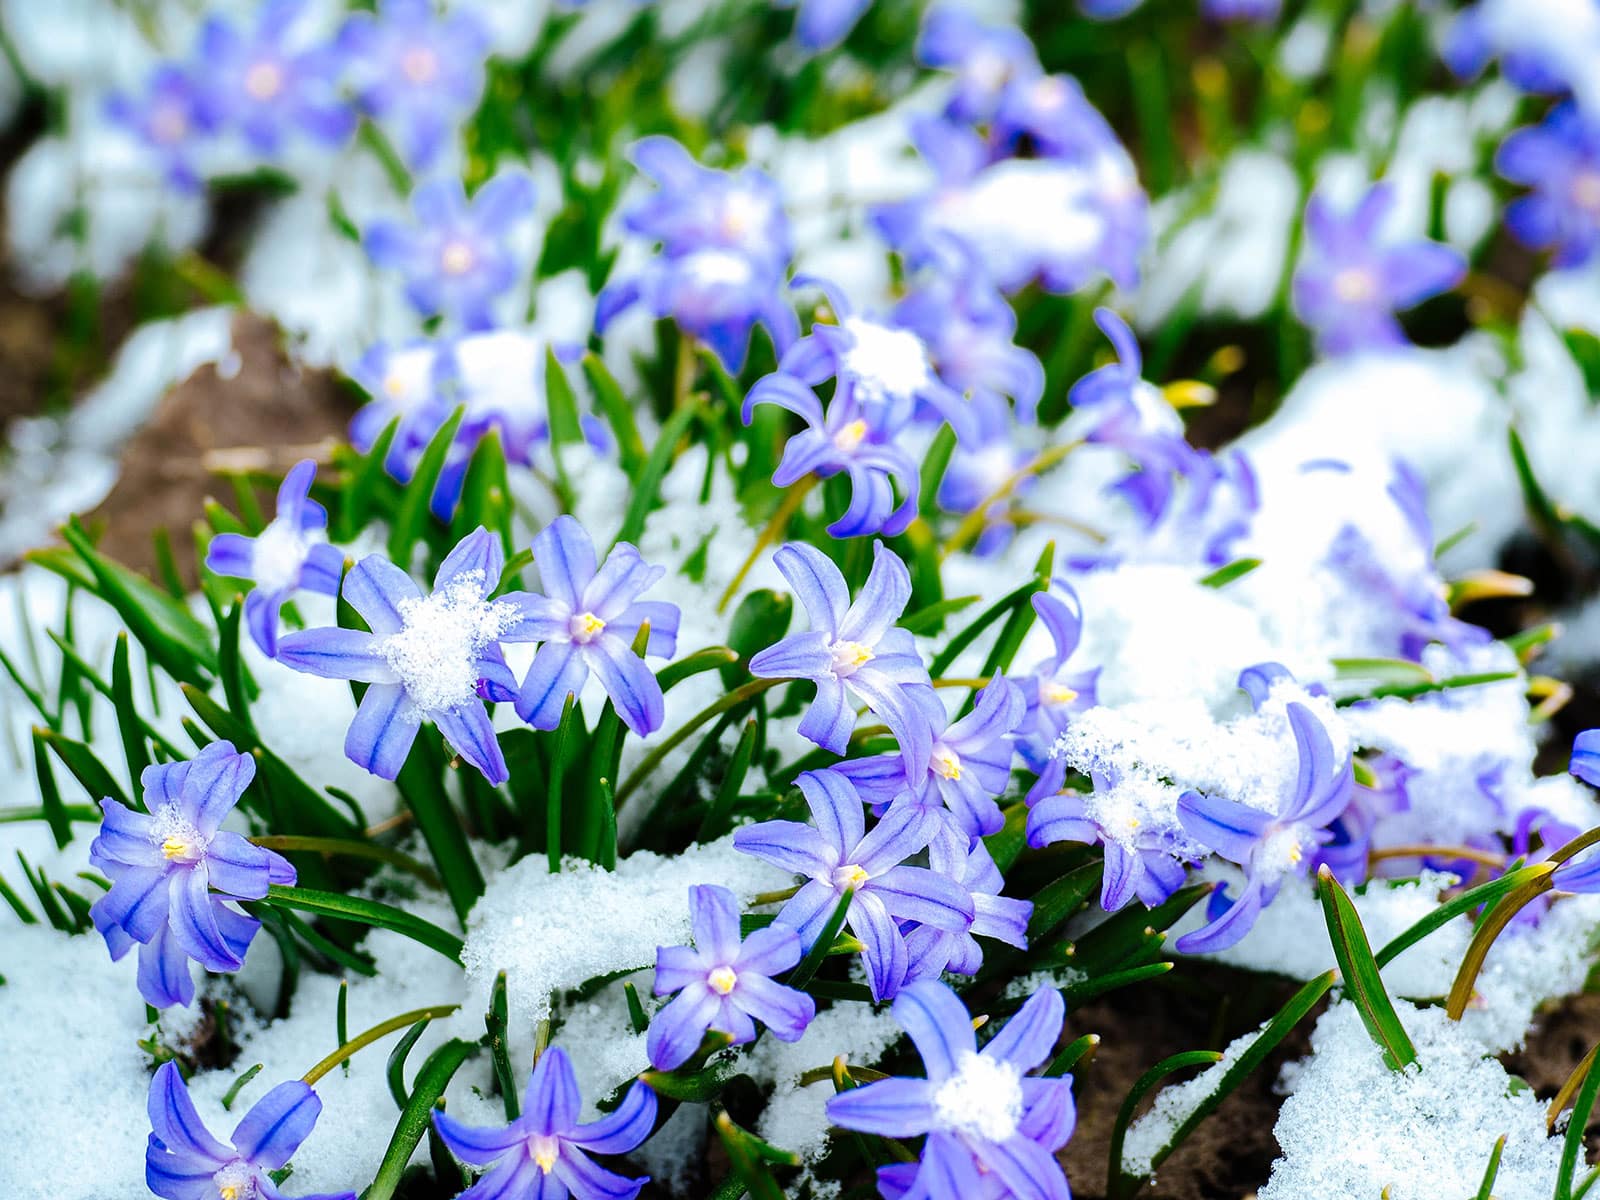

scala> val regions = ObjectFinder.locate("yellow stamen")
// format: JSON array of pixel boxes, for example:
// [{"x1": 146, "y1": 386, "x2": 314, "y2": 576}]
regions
[
  {"x1": 708, "y1": 966, "x2": 738, "y2": 995},
  {"x1": 1040, "y1": 682, "x2": 1078, "y2": 707},
  {"x1": 835, "y1": 864, "x2": 870, "y2": 890},
  {"x1": 220, "y1": 1187, "x2": 240, "y2": 1200},
  {"x1": 531, "y1": 1135, "x2": 560, "y2": 1172},
  {"x1": 830, "y1": 640, "x2": 874, "y2": 672},
  {"x1": 833, "y1": 419, "x2": 869, "y2": 453},
  {"x1": 931, "y1": 748, "x2": 963, "y2": 781},
  {"x1": 572, "y1": 612, "x2": 606, "y2": 642},
  {"x1": 162, "y1": 837, "x2": 190, "y2": 861}
]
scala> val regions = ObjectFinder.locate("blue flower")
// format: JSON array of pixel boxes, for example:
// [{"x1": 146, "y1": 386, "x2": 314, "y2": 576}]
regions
[
  {"x1": 775, "y1": 0, "x2": 872, "y2": 51},
  {"x1": 1291, "y1": 182, "x2": 1466, "y2": 356},
  {"x1": 338, "y1": 0, "x2": 490, "y2": 171},
  {"x1": 1014, "y1": 585, "x2": 1101, "y2": 772},
  {"x1": 1496, "y1": 104, "x2": 1600, "y2": 269},
  {"x1": 734, "y1": 769, "x2": 974, "y2": 1000},
  {"x1": 907, "y1": 829, "x2": 1031, "y2": 981},
  {"x1": 146, "y1": 1061, "x2": 354, "y2": 1200},
  {"x1": 89, "y1": 743, "x2": 295, "y2": 1010},
  {"x1": 193, "y1": 0, "x2": 355, "y2": 157},
  {"x1": 916, "y1": 7, "x2": 1040, "y2": 124},
  {"x1": 1572, "y1": 728, "x2": 1600, "y2": 790},
  {"x1": 749, "y1": 541, "x2": 934, "y2": 776},
  {"x1": 347, "y1": 339, "x2": 448, "y2": 471},
  {"x1": 365, "y1": 170, "x2": 537, "y2": 330},
  {"x1": 874, "y1": 115, "x2": 1147, "y2": 295},
  {"x1": 934, "y1": 393, "x2": 1034, "y2": 555},
  {"x1": 826, "y1": 981, "x2": 1075, "y2": 1200},
  {"x1": 1202, "y1": 0, "x2": 1281, "y2": 20},
  {"x1": 1175, "y1": 699, "x2": 1354, "y2": 954},
  {"x1": 276, "y1": 528, "x2": 532, "y2": 783},
  {"x1": 647, "y1": 884, "x2": 815, "y2": 1070},
  {"x1": 834, "y1": 678, "x2": 1026, "y2": 839},
  {"x1": 205, "y1": 459, "x2": 345, "y2": 658},
  {"x1": 512, "y1": 515, "x2": 680, "y2": 737},
  {"x1": 433, "y1": 1047, "x2": 656, "y2": 1200},
  {"x1": 597, "y1": 137, "x2": 797, "y2": 371},
  {"x1": 105, "y1": 65, "x2": 217, "y2": 192}
]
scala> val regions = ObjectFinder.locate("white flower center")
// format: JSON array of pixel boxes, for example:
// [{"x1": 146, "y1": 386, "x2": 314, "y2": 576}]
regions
[
  {"x1": 568, "y1": 611, "x2": 606, "y2": 644},
  {"x1": 1332, "y1": 266, "x2": 1378, "y2": 305},
  {"x1": 1572, "y1": 170, "x2": 1600, "y2": 214},
  {"x1": 528, "y1": 1134, "x2": 560, "y2": 1172},
  {"x1": 402, "y1": 46, "x2": 439, "y2": 85},
  {"x1": 244, "y1": 61, "x2": 283, "y2": 101},
  {"x1": 682, "y1": 248, "x2": 753, "y2": 288},
  {"x1": 833, "y1": 419, "x2": 869, "y2": 454},
  {"x1": 1256, "y1": 823, "x2": 1309, "y2": 883},
  {"x1": 152, "y1": 804, "x2": 206, "y2": 864},
  {"x1": 931, "y1": 745, "x2": 963, "y2": 781},
  {"x1": 150, "y1": 104, "x2": 188, "y2": 145},
  {"x1": 707, "y1": 966, "x2": 738, "y2": 995},
  {"x1": 832, "y1": 863, "x2": 870, "y2": 891},
  {"x1": 378, "y1": 571, "x2": 517, "y2": 714},
  {"x1": 828, "y1": 638, "x2": 874, "y2": 678},
  {"x1": 933, "y1": 1052, "x2": 1024, "y2": 1143},
  {"x1": 213, "y1": 1161, "x2": 257, "y2": 1200},
  {"x1": 251, "y1": 520, "x2": 309, "y2": 595},
  {"x1": 440, "y1": 240, "x2": 477, "y2": 276},
  {"x1": 840, "y1": 318, "x2": 932, "y2": 406},
  {"x1": 719, "y1": 189, "x2": 769, "y2": 241}
]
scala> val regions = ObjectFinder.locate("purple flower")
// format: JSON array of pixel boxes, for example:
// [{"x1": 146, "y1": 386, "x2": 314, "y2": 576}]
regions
[
  {"x1": 1202, "y1": 0, "x2": 1282, "y2": 20},
  {"x1": 893, "y1": 250, "x2": 1045, "y2": 424},
  {"x1": 835, "y1": 678, "x2": 1026, "y2": 839},
  {"x1": 276, "y1": 528, "x2": 529, "y2": 784},
  {"x1": 1496, "y1": 104, "x2": 1600, "y2": 269},
  {"x1": 1079, "y1": 0, "x2": 1145, "y2": 17},
  {"x1": 433, "y1": 1047, "x2": 656, "y2": 1200},
  {"x1": 105, "y1": 66, "x2": 217, "y2": 192},
  {"x1": 775, "y1": 0, "x2": 872, "y2": 51},
  {"x1": 513, "y1": 516, "x2": 680, "y2": 737},
  {"x1": 192, "y1": 0, "x2": 355, "y2": 157},
  {"x1": 365, "y1": 170, "x2": 537, "y2": 330},
  {"x1": 735, "y1": 769, "x2": 974, "y2": 1000},
  {"x1": 338, "y1": 0, "x2": 490, "y2": 171},
  {"x1": 1291, "y1": 182, "x2": 1466, "y2": 356},
  {"x1": 146, "y1": 1061, "x2": 353, "y2": 1200},
  {"x1": 1027, "y1": 764, "x2": 1194, "y2": 914},
  {"x1": 826, "y1": 981, "x2": 1075, "y2": 1200},
  {"x1": 347, "y1": 339, "x2": 448, "y2": 468},
  {"x1": 1572, "y1": 728, "x2": 1600, "y2": 789},
  {"x1": 1175, "y1": 701, "x2": 1354, "y2": 954},
  {"x1": 1014, "y1": 585, "x2": 1101, "y2": 772},
  {"x1": 907, "y1": 828, "x2": 1031, "y2": 981},
  {"x1": 916, "y1": 7, "x2": 1040, "y2": 124},
  {"x1": 748, "y1": 541, "x2": 934, "y2": 777},
  {"x1": 647, "y1": 884, "x2": 815, "y2": 1070},
  {"x1": 205, "y1": 460, "x2": 344, "y2": 658},
  {"x1": 89, "y1": 743, "x2": 295, "y2": 1010},
  {"x1": 1322, "y1": 520, "x2": 1487, "y2": 662},
  {"x1": 875, "y1": 115, "x2": 1146, "y2": 295},
  {"x1": 935, "y1": 393, "x2": 1034, "y2": 556},
  {"x1": 1443, "y1": 6, "x2": 1594, "y2": 97},
  {"x1": 597, "y1": 137, "x2": 797, "y2": 371}
]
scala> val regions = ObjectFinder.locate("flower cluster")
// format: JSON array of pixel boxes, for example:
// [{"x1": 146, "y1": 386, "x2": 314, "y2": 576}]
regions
[{"x1": 274, "y1": 518, "x2": 678, "y2": 782}]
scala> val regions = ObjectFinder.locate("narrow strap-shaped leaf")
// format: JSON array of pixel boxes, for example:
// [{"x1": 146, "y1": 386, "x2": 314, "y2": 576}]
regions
[
  {"x1": 262, "y1": 884, "x2": 465, "y2": 964},
  {"x1": 111, "y1": 633, "x2": 152, "y2": 785},
  {"x1": 583, "y1": 352, "x2": 646, "y2": 474},
  {"x1": 1043, "y1": 1033, "x2": 1099, "y2": 1078},
  {"x1": 900, "y1": 593, "x2": 980, "y2": 637},
  {"x1": 547, "y1": 694, "x2": 580, "y2": 873},
  {"x1": 715, "y1": 1112, "x2": 786, "y2": 1200},
  {"x1": 614, "y1": 402, "x2": 698, "y2": 548},
  {"x1": 1109, "y1": 1052, "x2": 1223, "y2": 1200},
  {"x1": 31, "y1": 731, "x2": 71, "y2": 850},
  {"x1": 658, "y1": 646, "x2": 739, "y2": 693},
  {"x1": 697, "y1": 718, "x2": 759, "y2": 843},
  {"x1": 220, "y1": 1064, "x2": 263, "y2": 1112},
  {"x1": 1556, "y1": 1041, "x2": 1600, "y2": 1200},
  {"x1": 386, "y1": 1016, "x2": 433, "y2": 1112},
  {"x1": 1446, "y1": 864, "x2": 1558, "y2": 1020},
  {"x1": 1062, "y1": 961, "x2": 1174, "y2": 1010},
  {"x1": 1472, "y1": 1135, "x2": 1506, "y2": 1200},
  {"x1": 1198, "y1": 557, "x2": 1262, "y2": 588},
  {"x1": 449, "y1": 428, "x2": 513, "y2": 554},
  {"x1": 338, "y1": 417, "x2": 400, "y2": 543},
  {"x1": 928, "y1": 553, "x2": 1052, "y2": 679},
  {"x1": 386, "y1": 407, "x2": 464, "y2": 564},
  {"x1": 1374, "y1": 866, "x2": 1532, "y2": 969},
  {"x1": 39, "y1": 727, "x2": 128, "y2": 809},
  {"x1": 486, "y1": 971, "x2": 519, "y2": 1120},
  {"x1": 545, "y1": 345, "x2": 584, "y2": 444},
  {"x1": 394, "y1": 736, "x2": 484, "y2": 924},
  {"x1": 786, "y1": 890, "x2": 853, "y2": 991},
  {"x1": 1317, "y1": 868, "x2": 1416, "y2": 1071},
  {"x1": 218, "y1": 599, "x2": 257, "y2": 735},
  {"x1": 364, "y1": 1038, "x2": 478, "y2": 1200}
]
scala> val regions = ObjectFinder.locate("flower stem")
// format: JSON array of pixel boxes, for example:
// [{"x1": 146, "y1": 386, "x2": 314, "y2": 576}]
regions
[
  {"x1": 717, "y1": 476, "x2": 819, "y2": 614},
  {"x1": 301, "y1": 1004, "x2": 460, "y2": 1085},
  {"x1": 940, "y1": 439, "x2": 1083, "y2": 560},
  {"x1": 614, "y1": 677, "x2": 787, "y2": 807},
  {"x1": 1366, "y1": 844, "x2": 1507, "y2": 869}
]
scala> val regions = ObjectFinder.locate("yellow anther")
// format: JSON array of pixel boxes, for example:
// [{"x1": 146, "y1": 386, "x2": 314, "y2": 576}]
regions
[
  {"x1": 244, "y1": 62, "x2": 282, "y2": 101},
  {"x1": 931, "y1": 748, "x2": 963, "y2": 781},
  {"x1": 834, "y1": 419, "x2": 869, "y2": 453},
  {"x1": 830, "y1": 640, "x2": 874, "y2": 672},
  {"x1": 571, "y1": 612, "x2": 606, "y2": 643},
  {"x1": 531, "y1": 1135, "x2": 560, "y2": 1172},
  {"x1": 162, "y1": 837, "x2": 190, "y2": 861},
  {"x1": 220, "y1": 1187, "x2": 239, "y2": 1200},
  {"x1": 835, "y1": 864, "x2": 870, "y2": 890},
  {"x1": 1287, "y1": 843, "x2": 1303, "y2": 865},
  {"x1": 708, "y1": 966, "x2": 738, "y2": 995},
  {"x1": 1040, "y1": 682, "x2": 1078, "y2": 707},
  {"x1": 1161, "y1": 380, "x2": 1216, "y2": 410}
]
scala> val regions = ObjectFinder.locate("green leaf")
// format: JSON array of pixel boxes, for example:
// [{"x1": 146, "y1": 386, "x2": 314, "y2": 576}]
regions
[
  {"x1": 1473, "y1": 1134, "x2": 1506, "y2": 1200},
  {"x1": 1330, "y1": 657, "x2": 1434, "y2": 683},
  {"x1": 1563, "y1": 327, "x2": 1600, "y2": 400},
  {"x1": 658, "y1": 646, "x2": 740, "y2": 694},
  {"x1": 928, "y1": 554, "x2": 1052, "y2": 679},
  {"x1": 449, "y1": 428, "x2": 514, "y2": 554},
  {"x1": 698, "y1": 719, "x2": 758, "y2": 842},
  {"x1": 547, "y1": 694, "x2": 581, "y2": 873},
  {"x1": 545, "y1": 346, "x2": 584, "y2": 445},
  {"x1": 1108, "y1": 1051, "x2": 1223, "y2": 1200},
  {"x1": 386, "y1": 407, "x2": 464, "y2": 564},
  {"x1": 31, "y1": 730, "x2": 72, "y2": 850},
  {"x1": 261, "y1": 885, "x2": 465, "y2": 964},
  {"x1": 582, "y1": 353, "x2": 646, "y2": 474},
  {"x1": 1317, "y1": 868, "x2": 1416, "y2": 1071},
  {"x1": 1043, "y1": 1033, "x2": 1099, "y2": 1078},
  {"x1": 221, "y1": 1063, "x2": 263, "y2": 1112},
  {"x1": 614, "y1": 402, "x2": 697, "y2": 548},
  {"x1": 394, "y1": 738, "x2": 484, "y2": 924},
  {"x1": 218, "y1": 599, "x2": 256, "y2": 736},
  {"x1": 917, "y1": 425, "x2": 957, "y2": 519},
  {"x1": 900, "y1": 593, "x2": 980, "y2": 637},
  {"x1": 1556, "y1": 1043, "x2": 1600, "y2": 1200},
  {"x1": 486, "y1": 971, "x2": 519, "y2": 1121},
  {"x1": 338, "y1": 417, "x2": 400, "y2": 542},
  {"x1": 722, "y1": 590, "x2": 792, "y2": 688},
  {"x1": 385, "y1": 1017, "x2": 433, "y2": 1111},
  {"x1": 715, "y1": 1112, "x2": 789, "y2": 1200},
  {"x1": 39, "y1": 727, "x2": 129, "y2": 809},
  {"x1": 364, "y1": 1039, "x2": 478, "y2": 1200},
  {"x1": 111, "y1": 634, "x2": 152, "y2": 785},
  {"x1": 1198, "y1": 557, "x2": 1262, "y2": 588}
]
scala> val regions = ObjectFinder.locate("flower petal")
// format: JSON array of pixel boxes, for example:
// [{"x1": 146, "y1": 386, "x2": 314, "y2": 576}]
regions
[
  {"x1": 432, "y1": 1108, "x2": 525, "y2": 1166},
  {"x1": 797, "y1": 768, "x2": 866, "y2": 857},
  {"x1": 205, "y1": 532, "x2": 255, "y2": 579},
  {"x1": 772, "y1": 542, "x2": 849, "y2": 632},
  {"x1": 183, "y1": 742, "x2": 257, "y2": 836},
  {"x1": 795, "y1": 676, "x2": 857, "y2": 755},
  {"x1": 732, "y1": 820, "x2": 834, "y2": 878},
  {"x1": 276, "y1": 627, "x2": 398, "y2": 685},
  {"x1": 982, "y1": 986, "x2": 1064, "y2": 1073},
  {"x1": 204, "y1": 831, "x2": 279, "y2": 900},
  {"x1": 825, "y1": 1077, "x2": 938, "y2": 1137},
  {"x1": 533, "y1": 515, "x2": 598, "y2": 610},
  {"x1": 848, "y1": 890, "x2": 910, "y2": 1001},
  {"x1": 837, "y1": 541, "x2": 912, "y2": 645},
  {"x1": 341, "y1": 554, "x2": 420, "y2": 636},
  {"x1": 171, "y1": 865, "x2": 244, "y2": 972},
  {"x1": 646, "y1": 984, "x2": 719, "y2": 1071},
  {"x1": 434, "y1": 526, "x2": 505, "y2": 596},
  {"x1": 733, "y1": 972, "x2": 815, "y2": 1041},
  {"x1": 147, "y1": 1061, "x2": 230, "y2": 1166},
  {"x1": 554, "y1": 1145, "x2": 647, "y2": 1200},
  {"x1": 868, "y1": 865, "x2": 974, "y2": 932},
  {"x1": 981, "y1": 1133, "x2": 1070, "y2": 1200},
  {"x1": 230, "y1": 1080, "x2": 320, "y2": 1169},
  {"x1": 346, "y1": 682, "x2": 423, "y2": 780},
  {"x1": 688, "y1": 883, "x2": 742, "y2": 965},
  {"x1": 571, "y1": 1080, "x2": 657, "y2": 1154},
  {"x1": 524, "y1": 1046, "x2": 581, "y2": 1136},
  {"x1": 892, "y1": 979, "x2": 975, "y2": 1080},
  {"x1": 749, "y1": 630, "x2": 833, "y2": 680},
  {"x1": 1176, "y1": 789, "x2": 1272, "y2": 865},
  {"x1": 586, "y1": 635, "x2": 666, "y2": 736},
  {"x1": 138, "y1": 920, "x2": 195, "y2": 1008},
  {"x1": 516, "y1": 641, "x2": 590, "y2": 730},
  {"x1": 434, "y1": 703, "x2": 509, "y2": 785}
]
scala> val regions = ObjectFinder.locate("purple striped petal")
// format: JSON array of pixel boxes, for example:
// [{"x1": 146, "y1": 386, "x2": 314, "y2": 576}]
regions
[
  {"x1": 1018, "y1": 1077, "x2": 1077, "y2": 1150},
  {"x1": 646, "y1": 983, "x2": 719, "y2": 1070},
  {"x1": 524, "y1": 1046, "x2": 581, "y2": 1136},
  {"x1": 981, "y1": 1132, "x2": 1069, "y2": 1200},
  {"x1": 653, "y1": 943, "x2": 707, "y2": 995},
  {"x1": 733, "y1": 973, "x2": 814, "y2": 1041},
  {"x1": 435, "y1": 526, "x2": 505, "y2": 596},
  {"x1": 456, "y1": 1154, "x2": 544, "y2": 1200},
  {"x1": 554, "y1": 1145, "x2": 647, "y2": 1200},
  {"x1": 688, "y1": 884, "x2": 742, "y2": 964},
  {"x1": 244, "y1": 590, "x2": 282, "y2": 659},
  {"x1": 346, "y1": 682, "x2": 423, "y2": 779},
  {"x1": 138, "y1": 920, "x2": 195, "y2": 1008},
  {"x1": 205, "y1": 532, "x2": 255, "y2": 579},
  {"x1": 869, "y1": 865, "x2": 974, "y2": 931},
  {"x1": 91, "y1": 799, "x2": 161, "y2": 868},
  {"x1": 230, "y1": 1080, "x2": 319, "y2": 1169},
  {"x1": 432, "y1": 1109, "x2": 526, "y2": 1166},
  {"x1": 605, "y1": 601, "x2": 680, "y2": 659},
  {"x1": 204, "y1": 831, "x2": 278, "y2": 900},
  {"x1": 96, "y1": 865, "x2": 172, "y2": 943},
  {"x1": 341, "y1": 554, "x2": 419, "y2": 636},
  {"x1": 982, "y1": 986, "x2": 1064, "y2": 1072},
  {"x1": 849, "y1": 890, "x2": 910, "y2": 1001},
  {"x1": 516, "y1": 641, "x2": 590, "y2": 730},
  {"x1": 171, "y1": 865, "x2": 244, "y2": 972},
  {"x1": 148, "y1": 1062, "x2": 231, "y2": 1165},
  {"x1": 893, "y1": 979, "x2": 975, "y2": 1079},
  {"x1": 497, "y1": 591, "x2": 571, "y2": 643},
  {"x1": 184, "y1": 742, "x2": 256, "y2": 835},
  {"x1": 570, "y1": 1080, "x2": 657, "y2": 1154},
  {"x1": 434, "y1": 703, "x2": 508, "y2": 785},
  {"x1": 772, "y1": 542, "x2": 849, "y2": 632},
  {"x1": 796, "y1": 675, "x2": 857, "y2": 754},
  {"x1": 732, "y1": 820, "x2": 834, "y2": 878},
  {"x1": 300, "y1": 542, "x2": 345, "y2": 596},
  {"x1": 825, "y1": 1077, "x2": 938, "y2": 1137},
  {"x1": 533, "y1": 516, "x2": 598, "y2": 609},
  {"x1": 775, "y1": 878, "x2": 844, "y2": 947},
  {"x1": 837, "y1": 541, "x2": 912, "y2": 645},
  {"x1": 586, "y1": 635, "x2": 665, "y2": 736},
  {"x1": 1173, "y1": 880, "x2": 1265, "y2": 955},
  {"x1": 1571, "y1": 729, "x2": 1600, "y2": 788},
  {"x1": 749, "y1": 630, "x2": 833, "y2": 680},
  {"x1": 582, "y1": 544, "x2": 664, "y2": 622},
  {"x1": 732, "y1": 924, "x2": 802, "y2": 976},
  {"x1": 797, "y1": 768, "x2": 866, "y2": 857},
  {"x1": 145, "y1": 1141, "x2": 222, "y2": 1200},
  {"x1": 850, "y1": 801, "x2": 934, "y2": 877},
  {"x1": 1176, "y1": 790, "x2": 1272, "y2": 864},
  {"x1": 276, "y1": 627, "x2": 398, "y2": 685}
]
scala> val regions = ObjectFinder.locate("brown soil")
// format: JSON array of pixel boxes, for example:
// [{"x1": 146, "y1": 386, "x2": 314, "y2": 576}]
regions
[{"x1": 84, "y1": 310, "x2": 355, "y2": 585}]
